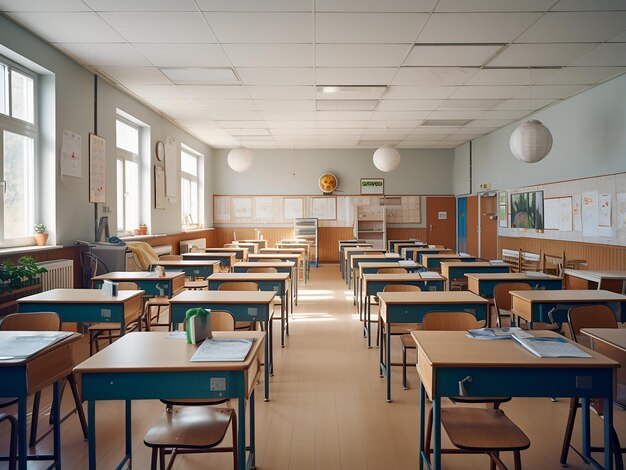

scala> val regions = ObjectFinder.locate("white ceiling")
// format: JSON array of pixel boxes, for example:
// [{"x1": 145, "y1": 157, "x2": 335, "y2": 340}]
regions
[{"x1": 1, "y1": 0, "x2": 626, "y2": 149}]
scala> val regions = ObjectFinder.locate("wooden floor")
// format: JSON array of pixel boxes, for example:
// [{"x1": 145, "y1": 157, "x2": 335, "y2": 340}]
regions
[{"x1": 1, "y1": 264, "x2": 625, "y2": 469}]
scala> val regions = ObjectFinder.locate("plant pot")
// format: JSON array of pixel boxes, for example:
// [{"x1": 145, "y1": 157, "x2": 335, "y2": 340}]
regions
[
  {"x1": 34, "y1": 232, "x2": 49, "y2": 246},
  {"x1": 134, "y1": 226, "x2": 147, "y2": 236}
]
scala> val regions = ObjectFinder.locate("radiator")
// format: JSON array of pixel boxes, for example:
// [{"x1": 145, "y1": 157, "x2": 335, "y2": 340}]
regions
[
  {"x1": 180, "y1": 238, "x2": 206, "y2": 253},
  {"x1": 36, "y1": 259, "x2": 74, "y2": 290}
]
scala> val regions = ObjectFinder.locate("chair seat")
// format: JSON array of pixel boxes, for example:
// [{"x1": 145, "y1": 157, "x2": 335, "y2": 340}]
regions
[
  {"x1": 145, "y1": 297, "x2": 170, "y2": 307},
  {"x1": 400, "y1": 334, "x2": 417, "y2": 349},
  {"x1": 441, "y1": 408, "x2": 530, "y2": 452},
  {"x1": 235, "y1": 321, "x2": 255, "y2": 330},
  {"x1": 390, "y1": 323, "x2": 420, "y2": 335},
  {"x1": 88, "y1": 322, "x2": 123, "y2": 331},
  {"x1": 144, "y1": 407, "x2": 234, "y2": 449},
  {"x1": 0, "y1": 397, "x2": 18, "y2": 408},
  {"x1": 185, "y1": 280, "x2": 208, "y2": 290}
]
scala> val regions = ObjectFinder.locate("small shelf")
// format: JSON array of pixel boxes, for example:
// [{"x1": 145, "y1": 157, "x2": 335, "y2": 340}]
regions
[
  {"x1": 294, "y1": 217, "x2": 318, "y2": 267},
  {"x1": 354, "y1": 206, "x2": 386, "y2": 249}
]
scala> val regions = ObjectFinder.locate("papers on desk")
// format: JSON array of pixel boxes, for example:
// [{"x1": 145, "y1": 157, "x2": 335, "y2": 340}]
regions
[
  {"x1": 512, "y1": 335, "x2": 592, "y2": 358},
  {"x1": 459, "y1": 252, "x2": 471, "y2": 257},
  {"x1": 384, "y1": 253, "x2": 399, "y2": 258},
  {"x1": 419, "y1": 271, "x2": 442, "y2": 279},
  {"x1": 489, "y1": 260, "x2": 508, "y2": 265},
  {"x1": 467, "y1": 327, "x2": 532, "y2": 340},
  {"x1": 0, "y1": 332, "x2": 72, "y2": 359},
  {"x1": 190, "y1": 338, "x2": 254, "y2": 362},
  {"x1": 398, "y1": 260, "x2": 418, "y2": 267}
]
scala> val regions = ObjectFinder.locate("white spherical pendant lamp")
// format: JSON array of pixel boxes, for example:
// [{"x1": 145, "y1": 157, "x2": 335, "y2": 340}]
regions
[
  {"x1": 509, "y1": 120, "x2": 553, "y2": 164},
  {"x1": 227, "y1": 148, "x2": 253, "y2": 172},
  {"x1": 373, "y1": 146, "x2": 401, "y2": 172}
]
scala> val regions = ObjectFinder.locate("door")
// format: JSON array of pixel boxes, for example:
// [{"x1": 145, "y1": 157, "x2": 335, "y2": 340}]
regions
[
  {"x1": 426, "y1": 196, "x2": 456, "y2": 249},
  {"x1": 467, "y1": 195, "x2": 478, "y2": 256},
  {"x1": 480, "y1": 194, "x2": 498, "y2": 260},
  {"x1": 457, "y1": 197, "x2": 467, "y2": 254}
]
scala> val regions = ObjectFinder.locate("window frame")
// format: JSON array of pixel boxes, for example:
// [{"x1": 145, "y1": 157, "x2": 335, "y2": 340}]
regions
[
  {"x1": 115, "y1": 116, "x2": 141, "y2": 234},
  {"x1": 180, "y1": 144, "x2": 203, "y2": 229}
]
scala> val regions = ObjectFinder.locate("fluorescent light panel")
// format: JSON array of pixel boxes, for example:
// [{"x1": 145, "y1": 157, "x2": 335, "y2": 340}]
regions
[{"x1": 316, "y1": 85, "x2": 387, "y2": 100}]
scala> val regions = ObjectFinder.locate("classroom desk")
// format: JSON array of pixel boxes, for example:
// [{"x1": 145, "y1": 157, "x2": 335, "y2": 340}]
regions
[
  {"x1": 182, "y1": 252, "x2": 237, "y2": 271},
  {"x1": 204, "y1": 246, "x2": 249, "y2": 260},
  {"x1": 18, "y1": 289, "x2": 144, "y2": 334},
  {"x1": 378, "y1": 291, "x2": 488, "y2": 402},
  {"x1": 76, "y1": 331, "x2": 264, "y2": 470},
  {"x1": 411, "y1": 330, "x2": 618, "y2": 470},
  {"x1": 387, "y1": 239, "x2": 417, "y2": 253},
  {"x1": 362, "y1": 273, "x2": 446, "y2": 347},
  {"x1": 394, "y1": 242, "x2": 427, "y2": 254},
  {"x1": 249, "y1": 254, "x2": 303, "y2": 290},
  {"x1": 581, "y1": 328, "x2": 626, "y2": 407},
  {"x1": 0, "y1": 331, "x2": 81, "y2": 470},
  {"x1": 421, "y1": 253, "x2": 476, "y2": 270},
  {"x1": 169, "y1": 291, "x2": 275, "y2": 401},
  {"x1": 92, "y1": 271, "x2": 185, "y2": 297},
  {"x1": 344, "y1": 248, "x2": 386, "y2": 288},
  {"x1": 510, "y1": 289, "x2": 626, "y2": 326},
  {"x1": 351, "y1": 253, "x2": 402, "y2": 304},
  {"x1": 260, "y1": 248, "x2": 308, "y2": 283},
  {"x1": 239, "y1": 239, "x2": 267, "y2": 249},
  {"x1": 339, "y1": 243, "x2": 371, "y2": 278},
  {"x1": 564, "y1": 269, "x2": 626, "y2": 294},
  {"x1": 226, "y1": 242, "x2": 259, "y2": 254},
  {"x1": 154, "y1": 259, "x2": 219, "y2": 279},
  {"x1": 233, "y1": 261, "x2": 297, "y2": 308},
  {"x1": 440, "y1": 261, "x2": 510, "y2": 290},
  {"x1": 466, "y1": 272, "x2": 563, "y2": 298},
  {"x1": 208, "y1": 272, "x2": 290, "y2": 347},
  {"x1": 403, "y1": 247, "x2": 451, "y2": 263},
  {"x1": 276, "y1": 243, "x2": 313, "y2": 275}
]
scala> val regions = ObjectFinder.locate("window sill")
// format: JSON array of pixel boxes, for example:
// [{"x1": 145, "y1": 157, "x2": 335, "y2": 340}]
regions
[
  {"x1": 182, "y1": 226, "x2": 213, "y2": 233},
  {"x1": 0, "y1": 245, "x2": 63, "y2": 256},
  {"x1": 119, "y1": 234, "x2": 167, "y2": 241}
]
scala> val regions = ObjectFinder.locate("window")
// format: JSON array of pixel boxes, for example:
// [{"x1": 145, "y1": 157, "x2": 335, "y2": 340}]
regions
[
  {"x1": 0, "y1": 56, "x2": 37, "y2": 246},
  {"x1": 180, "y1": 145, "x2": 203, "y2": 228},
  {"x1": 116, "y1": 117, "x2": 140, "y2": 233}
]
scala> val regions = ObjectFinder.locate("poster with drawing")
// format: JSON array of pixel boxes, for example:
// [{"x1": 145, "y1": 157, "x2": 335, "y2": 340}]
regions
[
  {"x1": 582, "y1": 191, "x2": 612, "y2": 237},
  {"x1": 164, "y1": 136, "x2": 177, "y2": 198},
  {"x1": 617, "y1": 193, "x2": 626, "y2": 229},
  {"x1": 61, "y1": 130, "x2": 82, "y2": 177},
  {"x1": 572, "y1": 195, "x2": 582, "y2": 232},
  {"x1": 214, "y1": 196, "x2": 230, "y2": 223},
  {"x1": 598, "y1": 193, "x2": 612, "y2": 226},
  {"x1": 89, "y1": 134, "x2": 106, "y2": 203}
]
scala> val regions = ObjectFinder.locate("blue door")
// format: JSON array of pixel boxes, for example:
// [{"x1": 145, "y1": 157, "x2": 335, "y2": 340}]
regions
[{"x1": 457, "y1": 197, "x2": 467, "y2": 253}]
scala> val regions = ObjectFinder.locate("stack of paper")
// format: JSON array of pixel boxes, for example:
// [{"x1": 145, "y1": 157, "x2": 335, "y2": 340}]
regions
[
  {"x1": 398, "y1": 260, "x2": 417, "y2": 267},
  {"x1": 191, "y1": 338, "x2": 254, "y2": 362},
  {"x1": 467, "y1": 327, "x2": 532, "y2": 340},
  {"x1": 0, "y1": 332, "x2": 72, "y2": 359},
  {"x1": 420, "y1": 272, "x2": 441, "y2": 279},
  {"x1": 512, "y1": 335, "x2": 591, "y2": 358}
]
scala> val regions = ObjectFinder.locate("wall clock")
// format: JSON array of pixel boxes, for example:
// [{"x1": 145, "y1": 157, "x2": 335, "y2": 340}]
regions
[
  {"x1": 155, "y1": 140, "x2": 165, "y2": 162},
  {"x1": 318, "y1": 173, "x2": 338, "y2": 194}
]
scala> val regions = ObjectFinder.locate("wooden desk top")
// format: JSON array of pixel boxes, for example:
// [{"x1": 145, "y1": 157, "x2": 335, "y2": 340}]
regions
[
  {"x1": 510, "y1": 289, "x2": 626, "y2": 304},
  {"x1": 276, "y1": 243, "x2": 310, "y2": 248},
  {"x1": 250, "y1": 254, "x2": 301, "y2": 260},
  {"x1": 183, "y1": 252, "x2": 236, "y2": 259},
  {"x1": 208, "y1": 273, "x2": 289, "y2": 282},
  {"x1": 378, "y1": 291, "x2": 487, "y2": 305},
  {"x1": 75, "y1": 331, "x2": 264, "y2": 373},
  {"x1": 226, "y1": 243, "x2": 257, "y2": 247},
  {"x1": 343, "y1": 247, "x2": 385, "y2": 258},
  {"x1": 411, "y1": 330, "x2": 619, "y2": 369},
  {"x1": 581, "y1": 328, "x2": 626, "y2": 353},
  {"x1": 238, "y1": 240, "x2": 264, "y2": 244},
  {"x1": 351, "y1": 253, "x2": 400, "y2": 268},
  {"x1": 358, "y1": 261, "x2": 423, "y2": 274},
  {"x1": 406, "y1": 247, "x2": 451, "y2": 253},
  {"x1": 466, "y1": 272, "x2": 560, "y2": 281},
  {"x1": 422, "y1": 253, "x2": 471, "y2": 261},
  {"x1": 205, "y1": 247, "x2": 248, "y2": 253},
  {"x1": 363, "y1": 273, "x2": 446, "y2": 282},
  {"x1": 157, "y1": 260, "x2": 220, "y2": 267},
  {"x1": 18, "y1": 288, "x2": 144, "y2": 304},
  {"x1": 564, "y1": 269, "x2": 626, "y2": 281},
  {"x1": 92, "y1": 271, "x2": 184, "y2": 282},
  {"x1": 441, "y1": 261, "x2": 500, "y2": 269},
  {"x1": 170, "y1": 290, "x2": 276, "y2": 305},
  {"x1": 260, "y1": 248, "x2": 305, "y2": 254},
  {"x1": 234, "y1": 261, "x2": 295, "y2": 269},
  {"x1": 0, "y1": 331, "x2": 81, "y2": 367}
]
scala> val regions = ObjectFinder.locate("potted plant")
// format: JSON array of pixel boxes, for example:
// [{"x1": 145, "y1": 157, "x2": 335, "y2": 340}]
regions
[
  {"x1": 133, "y1": 224, "x2": 148, "y2": 236},
  {"x1": 34, "y1": 224, "x2": 49, "y2": 246},
  {"x1": 0, "y1": 256, "x2": 47, "y2": 315}
]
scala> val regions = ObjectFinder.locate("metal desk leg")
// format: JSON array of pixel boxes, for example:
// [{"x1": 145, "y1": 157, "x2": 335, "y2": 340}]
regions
[
  {"x1": 280, "y1": 294, "x2": 285, "y2": 348},
  {"x1": 53, "y1": 382, "x2": 61, "y2": 468},
  {"x1": 433, "y1": 398, "x2": 441, "y2": 470},
  {"x1": 88, "y1": 400, "x2": 96, "y2": 470},
  {"x1": 125, "y1": 400, "x2": 132, "y2": 467},
  {"x1": 604, "y1": 397, "x2": 614, "y2": 470},
  {"x1": 419, "y1": 384, "x2": 426, "y2": 470},
  {"x1": 582, "y1": 397, "x2": 591, "y2": 458},
  {"x1": 238, "y1": 397, "x2": 246, "y2": 470},
  {"x1": 386, "y1": 325, "x2": 392, "y2": 402},
  {"x1": 250, "y1": 391, "x2": 256, "y2": 469},
  {"x1": 379, "y1": 321, "x2": 384, "y2": 378},
  {"x1": 367, "y1": 296, "x2": 372, "y2": 348},
  {"x1": 265, "y1": 320, "x2": 271, "y2": 400},
  {"x1": 17, "y1": 396, "x2": 26, "y2": 470}
]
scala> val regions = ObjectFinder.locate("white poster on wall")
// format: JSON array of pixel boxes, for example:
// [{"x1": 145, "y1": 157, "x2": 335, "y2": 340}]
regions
[
  {"x1": 255, "y1": 197, "x2": 274, "y2": 220},
  {"x1": 284, "y1": 198, "x2": 303, "y2": 220},
  {"x1": 618, "y1": 193, "x2": 626, "y2": 229},
  {"x1": 214, "y1": 196, "x2": 230, "y2": 223},
  {"x1": 572, "y1": 195, "x2": 582, "y2": 232},
  {"x1": 582, "y1": 191, "x2": 612, "y2": 237},
  {"x1": 61, "y1": 130, "x2": 82, "y2": 177},
  {"x1": 599, "y1": 193, "x2": 612, "y2": 227},
  {"x1": 233, "y1": 198, "x2": 252, "y2": 218}
]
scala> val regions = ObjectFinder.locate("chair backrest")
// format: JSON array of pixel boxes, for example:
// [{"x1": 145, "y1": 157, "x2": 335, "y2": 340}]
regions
[
  {"x1": 210, "y1": 310, "x2": 236, "y2": 332},
  {"x1": 568, "y1": 305, "x2": 617, "y2": 343},
  {"x1": 118, "y1": 282, "x2": 139, "y2": 291},
  {"x1": 422, "y1": 311, "x2": 480, "y2": 331},
  {"x1": 377, "y1": 267, "x2": 408, "y2": 274},
  {"x1": 126, "y1": 241, "x2": 160, "y2": 270},
  {"x1": 217, "y1": 281, "x2": 259, "y2": 291},
  {"x1": 493, "y1": 282, "x2": 531, "y2": 312},
  {"x1": 598, "y1": 278, "x2": 625, "y2": 294},
  {"x1": 159, "y1": 255, "x2": 183, "y2": 261},
  {"x1": 541, "y1": 250, "x2": 566, "y2": 278},
  {"x1": 383, "y1": 284, "x2": 421, "y2": 292},
  {"x1": 247, "y1": 267, "x2": 277, "y2": 273},
  {"x1": 261, "y1": 258, "x2": 282, "y2": 263},
  {"x1": 0, "y1": 312, "x2": 61, "y2": 331}
]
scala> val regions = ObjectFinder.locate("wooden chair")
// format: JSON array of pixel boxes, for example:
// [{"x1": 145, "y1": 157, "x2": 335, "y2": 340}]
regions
[
  {"x1": 540, "y1": 250, "x2": 566, "y2": 278},
  {"x1": 144, "y1": 310, "x2": 238, "y2": 470},
  {"x1": 247, "y1": 267, "x2": 277, "y2": 273},
  {"x1": 217, "y1": 282, "x2": 260, "y2": 331},
  {"x1": 260, "y1": 258, "x2": 282, "y2": 263},
  {"x1": 161, "y1": 255, "x2": 208, "y2": 289},
  {"x1": 560, "y1": 305, "x2": 625, "y2": 468},
  {"x1": 0, "y1": 413, "x2": 17, "y2": 470},
  {"x1": 421, "y1": 311, "x2": 528, "y2": 470},
  {"x1": 0, "y1": 312, "x2": 88, "y2": 447},
  {"x1": 377, "y1": 267, "x2": 408, "y2": 274},
  {"x1": 493, "y1": 282, "x2": 559, "y2": 331}
]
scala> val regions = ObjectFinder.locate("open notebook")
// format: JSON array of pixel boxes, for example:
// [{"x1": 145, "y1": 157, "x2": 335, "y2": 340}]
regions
[
  {"x1": 512, "y1": 335, "x2": 591, "y2": 358},
  {"x1": 190, "y1": 338, "x2": 254, "y2": 362}
]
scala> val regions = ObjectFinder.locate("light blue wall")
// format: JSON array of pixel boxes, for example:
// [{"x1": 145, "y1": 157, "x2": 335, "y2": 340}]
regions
[{"x1": 455, "y1": 74, "x2": 626, "y2": 194}]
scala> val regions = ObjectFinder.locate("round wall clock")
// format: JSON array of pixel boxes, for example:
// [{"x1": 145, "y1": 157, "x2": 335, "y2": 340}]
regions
[
  {"x1": 155, "y1": 140, "x2": 165, "y2": 161},
  {"x1": 318, "y1": 173, "x2": 338, "y2": 194}
]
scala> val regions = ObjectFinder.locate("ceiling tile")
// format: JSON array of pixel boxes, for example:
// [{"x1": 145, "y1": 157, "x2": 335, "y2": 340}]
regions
[
  {"x1": 316, "y1": 0, "x2": 434, "y2": 12},
  {"x1": 537, "y1": 67, "x2": 626, "y2": 85},
  {"x1": 134, "y1": 44, "x2": 230, "y2": 67},
  {"x1": 466, "y1": 68, "x2": 555, "y2": 86},
  {"x1": 550, "y1": 0, "x2": 626, "y2": 11},
  {"x1": 59, "y1": 43, "x2": 151, "y2": 66},
  {"x1": 513, "y1": 84, "x2": 588, "y2": 98},
  {"x1": 316, "y1": 68, "x2": 397, "y2": 85},
  {"x1": 85, "y1": 0, "x2": 198, "y2": 11},
  {"x1": 438, "y1": 99, "x2": 505, "y2": 109},
  {"x1": 316, "y1": 111, "x2": 373, "y2": 120},
  {"x1": 609, "y1": 31, "x2": 626, "y2": 42},
  {"x1": 262, "y1": 111, "x2": 317, "y2": 120},
  {"x1": 405, "y1": 45, "x2": 503, "y2": 66},
  {"x1": 236, "y1": 68, "x2": 314, "y2": 85},
  {"x1": 101, "y1": 12, "x2": 216, "y2": 44},
  {"x1": 98, "y1": 66, "x2": 171, "y2": 85},
  {"x1": 448, "y1": 86, "x2": 525, "y2": 99},
  {"x1": 224, "y1": 44, "x2": 314, "y2": 67},
  {"x1": 518, "y1": 12, "x2": 626, "y2": 43},
  {"x1": 196, "y1": 99, "x2": 257, "y2": 110},
  {"x1": 206, "y1": 110, "x2": 264, "y2": 120},
  {"x1": 316, "y1": 13, "x2": 427, "y2": 43},
  {"x1": 246, "y1": 86, "x2": 314, "y2": 99},
  {"x1": 316, "y1": 44, "x2": 410, "y2": 67},
  {"x1": 0, "y1": 0, "x2": 90, "y2": 11},
  {"x1": 198, "y1": 0, "x2": 312, "y2": 12},
  {"x1": 126, "y1": 84, "x2": 187, "y2": 99},
  {"x1": 218, "y1": 120, "x2": 268, "y2": 128},
  {"x1": 435, "y1": 0, "x2": 553, "y2": 12},
  {"x1": 466, "y1": 119, "x2": 514, "y2": 127},
  {"x1": 255, "y1": 100, "x2": 315, "y2": 111},
  {"x1": 204, "y1": 12, "x2": 312, "y2": 43},
  {"x1": 371, "y1": 111, "x2": 430, "y2": 120},
  {"x1": 569, "y1": 43, "x2": 626, "y2": 66},
  {"x1": 493, "y1": 98, "x2": 556, "y2": 110},
  {"x1": 265, "y1": 121, "x2": 319, "y2": 128},
  {"x1": 366, "y1": 121, "x2": 420, "y2": 128},
  {"x1": 377, "y1": 100, "x2": 443, "y2": 110},
  {"x1": 384, "y1": 86, "x2": 458, "y2": 99},
  {"x1": 487, "y1": 43, "x2": 598, "y2": 67},
  {"x1": 393, "y1": 67, "x2": 478, "y2": 85},
  {"x1": 427, "y1": 110, "x2": 487, "y2": 119},
  {"x1": 479, "y1": 110, "x2": 531, "y2": 119},
  {"x1": 453, "y1": 126, "x2": 498, "y2": 134},
  {"x1": 180, "y1": 85, "x2": 249, "y2": 99},
  {"x1": 9, "y1": 12, "x2": 123, "y2": 42},
  {"x1": 410, "y1": 127, "x2": 457, "y2": 134},
  {"x1": 416, "y1": 12, "x2": 541, "y2": 43}
]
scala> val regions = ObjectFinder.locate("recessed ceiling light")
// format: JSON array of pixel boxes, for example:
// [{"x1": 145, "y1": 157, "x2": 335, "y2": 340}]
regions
[
  {"x1": 316, "y1": 85, "x2": 387, "y2": 100},
  {"x1": 160, "y1": 68, "x2": 240, "y2": 85}
]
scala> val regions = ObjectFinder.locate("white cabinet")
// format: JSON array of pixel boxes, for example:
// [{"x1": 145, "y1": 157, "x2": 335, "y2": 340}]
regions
[
  {"x1": 354, "y1": 206, "x2": 386, "y2": 249},
  {"x1": 294, "y1": 217, "x2": 318, "y2": 267}
]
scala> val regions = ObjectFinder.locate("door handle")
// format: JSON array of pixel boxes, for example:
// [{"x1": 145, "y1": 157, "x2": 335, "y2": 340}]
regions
[{"x1": 429, "y1": 224, "x2": 433, "y2": 232}]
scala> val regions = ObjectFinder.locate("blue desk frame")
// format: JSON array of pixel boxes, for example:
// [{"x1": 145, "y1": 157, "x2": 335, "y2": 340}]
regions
[
  {"x1": 93, "y1": 277, "x2": 180, "y2": 297},
  {"x1": 351, "y1": 255, "x2": 401, "y2": 305},
  {"x1": 468, "y1": 276, "x2": 563, "y2": 297},
  {"x1": 182, "y1": 253, "x2": 235, "y2": 271},
  {"x1": 155, "y1": 261, "x2": 218, "y2": 279},
  {"x1": 423, "y1": 256, "x2": 476, "y2": 270},
  {"x1": 233, "y1": 263, "x2": 297, "y2": 310}
]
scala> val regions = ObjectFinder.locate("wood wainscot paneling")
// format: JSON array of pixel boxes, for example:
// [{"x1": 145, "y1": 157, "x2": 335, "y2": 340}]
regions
[
  {"x1": 387, "y1": 228, "x2": 428, "y2": 243},
  {"x1": 498, "y1": 236, "x2": 626, "y2": 271},
  {"x1": 319, "y1": 227, "x2": 354, "y2": 263}
]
